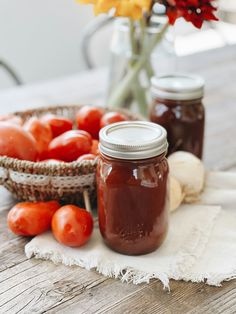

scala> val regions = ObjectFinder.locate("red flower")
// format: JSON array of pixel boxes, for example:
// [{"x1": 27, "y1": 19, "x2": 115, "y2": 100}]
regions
[{"x1": 164, "y1": 0, "x2": 218, "y2": 28}]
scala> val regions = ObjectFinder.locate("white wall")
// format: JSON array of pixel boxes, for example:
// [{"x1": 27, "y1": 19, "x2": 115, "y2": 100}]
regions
[{"x1": 0, "y1": 0, "x2": 94, "y2": 89}]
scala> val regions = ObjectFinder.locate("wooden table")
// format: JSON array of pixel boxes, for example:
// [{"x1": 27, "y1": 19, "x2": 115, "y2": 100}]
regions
[{"x1": 0, "y1": 45, "x2": 236, "y2": 314}]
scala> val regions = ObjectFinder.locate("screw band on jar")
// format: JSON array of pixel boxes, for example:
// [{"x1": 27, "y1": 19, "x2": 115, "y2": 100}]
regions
[
  {"x1": 151, "y1": 73, "x2": 205, "y2": 101},
  {"x1": 99, "y1": 121, "x2": 168, "y2": 160}
]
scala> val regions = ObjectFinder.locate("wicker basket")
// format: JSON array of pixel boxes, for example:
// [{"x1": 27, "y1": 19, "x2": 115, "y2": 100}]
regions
[{"x1": 0, "y1": 105, "x2": 139, "y2": 205}]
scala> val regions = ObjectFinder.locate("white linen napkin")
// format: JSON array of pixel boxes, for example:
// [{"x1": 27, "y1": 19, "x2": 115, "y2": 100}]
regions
[{"x1": 25, "y1": 172, "x2": 236, "y2": 288}]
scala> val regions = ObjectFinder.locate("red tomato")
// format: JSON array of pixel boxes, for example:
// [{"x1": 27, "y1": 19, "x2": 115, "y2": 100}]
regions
[
  {"x1": 78, "y1": 130, "x2": 93, "y2": 142},
  {"x1": 77, "y1": 154, "x2": 96, "y2": 162},
  {"x1": 51, "y1": 205, "x2": 93, "y2": 247},
  {"x1": 0, "y1": 124, "x2": 37, "y2": 161},
  {"x1": 0, "y1": 114, "x2": 23, "y2": 126},
  {"x1": 48, "y1": 130, "x2": 92, "y2": 162},
  {"x1": 24, "y1": 117, "x2": 52, "y2": 160},
  {"x1": 90, "y1": 139, "x2": 99, "y2": 155},
  {"x1": 76, "y1": 106, "x2": 104, "y2": 139},
  {"x1": 7, "y1": 201, "x2": 61, "y2": 236},
  {"x1": 41, "y1": 114, "x2": 73, "y2": 138},
  {"x1": 100, "y1": 111, "x2": 128, "y2": 129}
]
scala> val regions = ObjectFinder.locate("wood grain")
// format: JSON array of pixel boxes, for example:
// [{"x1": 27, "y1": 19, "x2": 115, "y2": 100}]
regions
[{"x1": 0, "y1": 44, "x2": 236, "y2": 313}]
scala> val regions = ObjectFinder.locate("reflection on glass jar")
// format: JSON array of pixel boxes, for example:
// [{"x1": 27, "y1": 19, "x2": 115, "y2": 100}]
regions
[{"x1": 97, "y1": 121, "x2": 169, "y2": 255}]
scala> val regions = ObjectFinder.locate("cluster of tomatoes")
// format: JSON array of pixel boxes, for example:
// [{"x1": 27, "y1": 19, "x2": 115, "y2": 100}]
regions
[
  {"x1": 0, "y1": 105, "x2": 128, "y2": 163},
  {"x1": 7, "y1": 201, "x2": 94, "y2": 247},
  {"x1": 2, "y1": 105, "x2": 129, "y2": 247}
]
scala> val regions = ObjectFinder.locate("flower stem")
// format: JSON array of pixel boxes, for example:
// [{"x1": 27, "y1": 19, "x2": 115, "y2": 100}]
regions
[
  {"x1": 145, "y1": 60, "x2": 155, "y2": 79},
  {"x1": 108, "y1": 22, "x2": 169, "y2": 109},
  {"x1": 127, "y1": 18, "x2": 148, "y2": 115},
  {"x1": 129, "y1": 18, "x2": 137, "y2": 60},
  {"x1": 131, "y1": 81, "x2": 149, "y2": 117}
]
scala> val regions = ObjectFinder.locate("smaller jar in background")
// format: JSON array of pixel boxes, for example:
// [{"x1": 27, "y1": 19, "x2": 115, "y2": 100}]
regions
[
  {"x1": 150, "y1": 74, "x2": 205, "y2": 159},
  {"x1": 97, "y1": 121, "x2": 169, "y2": 256}
]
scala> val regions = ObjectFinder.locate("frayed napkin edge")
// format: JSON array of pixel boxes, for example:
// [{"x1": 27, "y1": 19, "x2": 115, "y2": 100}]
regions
[
  {"x1": 26, "y1": 243, "x2": 236, "y2": 289},
  {"x1": 25, "y1": 244, "x2": 170, "y2": 289}
]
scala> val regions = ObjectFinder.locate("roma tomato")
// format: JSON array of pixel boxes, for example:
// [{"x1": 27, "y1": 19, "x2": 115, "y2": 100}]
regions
[
  {"x1": 90, "y1": 139, "x2": 99, "y2": 155},
  {"x1": 24, "y1": 117, "x2": 52, "y2": 160},
  {"x1": 0, "y1": 114, "x2": 23, "y2": 126},
  {"x1": 48, "y1": 130, "x2": 92, "y2": 162},
  {"x1": 78, "y1": 130, "x2": 93, "y2": 142},
  {"x1": 77, "y1": 154, "x2": 96, "y2": 162},
  {"x1": 51, "y1": 205, "x2": 93, "y2": 247},
  {"x1": 76, "y1": 105, "x2": 104, "y2": 139},
  {"x1": 100, "y1": 111, "x2": 128, "y2": 129},
  {"x1": 7, "y1": 201, "x2": 60, "y2": 236},
  {"x1": 41, "y1": 114, "x2": 73, "y2": 138},
  {"x1": 0, "y1": 124, "x2": 37, "y2": 161}
]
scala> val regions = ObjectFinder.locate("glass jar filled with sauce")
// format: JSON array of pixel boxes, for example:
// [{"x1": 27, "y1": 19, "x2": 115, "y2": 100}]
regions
[
  {"x1": 150, "y1": 74, "x2": 205, "y2": 159},
  {"x1": 97, "y1": 121, "x2": 169, "y2": 255}
]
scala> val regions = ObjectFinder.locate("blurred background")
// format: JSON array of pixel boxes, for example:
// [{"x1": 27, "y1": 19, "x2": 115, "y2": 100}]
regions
[{"x1": 0, "y1": 0, "x2": 236, "y2": 90}]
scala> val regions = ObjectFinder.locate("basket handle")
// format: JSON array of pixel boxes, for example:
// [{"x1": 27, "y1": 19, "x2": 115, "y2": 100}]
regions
[
  {"x1": 0, "y1": 166, "x2": 8, "y2": 185},
  {"x1": 83, "y1": 189, "x2": 98, "y2": 225},
  {"x1": 83, "y1": 189, "x2": 92, "y2": 213}
]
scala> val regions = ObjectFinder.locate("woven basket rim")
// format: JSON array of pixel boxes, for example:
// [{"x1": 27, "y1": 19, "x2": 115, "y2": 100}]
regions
[
  {"x1": 0, "y1": 104, "x2": 141, "y2": 174},
  {"x1": 0, "y1": 155, "x2": 98, "y2": 173}
]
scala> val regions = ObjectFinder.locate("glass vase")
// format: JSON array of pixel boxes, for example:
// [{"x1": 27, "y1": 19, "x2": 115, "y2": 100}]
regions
[{"x1": 107, "y1": 17, "x2": 176, "y2": 117}]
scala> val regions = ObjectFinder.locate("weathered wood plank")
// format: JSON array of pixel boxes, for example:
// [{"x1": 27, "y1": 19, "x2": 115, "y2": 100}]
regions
[
  {"x1": 44, "y1": 280, "x2": 236, "y2": 314},
  {"x1": 0, "y1": 69, "x2": 107, "y2": 115},
  {"x1": 188, "y1": 285, "x2": 236, "y2": 314},
  {"x1": 0, "y1": 254, "x2": 107, "y2": 313},
  {"x1": 204, "y1": 98, "x2": 236, "y2": 170}
]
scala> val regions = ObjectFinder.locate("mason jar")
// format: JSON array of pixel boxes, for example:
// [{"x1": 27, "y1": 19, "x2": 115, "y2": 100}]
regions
[
  {"x1": 150, "y1": 73, "x2": 205, "y2": 159},
  {"x1": 97, "y1": 121, "x2": 169, "y2": 255}
]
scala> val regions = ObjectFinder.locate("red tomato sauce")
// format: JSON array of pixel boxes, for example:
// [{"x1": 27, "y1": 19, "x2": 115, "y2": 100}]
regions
[
  {"x1": 97, "y1": 153, "x2": 169, "y2": 255},
  {"x1": 150, "y1": 98, "x2": 205, "y2": 159}
]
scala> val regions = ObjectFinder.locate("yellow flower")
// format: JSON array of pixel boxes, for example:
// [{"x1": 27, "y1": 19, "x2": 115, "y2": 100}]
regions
[{"x1": 77, "y1": 0, "x2": 152, "y2": 19}]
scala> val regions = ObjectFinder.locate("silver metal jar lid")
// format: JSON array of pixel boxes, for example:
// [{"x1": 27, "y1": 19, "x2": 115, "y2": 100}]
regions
[
  {"x1": 151, "y1": 73, "x2": 205, "y2": 101},
  {"x1": 99, "y1": 121, "x2": 168, "y2": 160}
]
